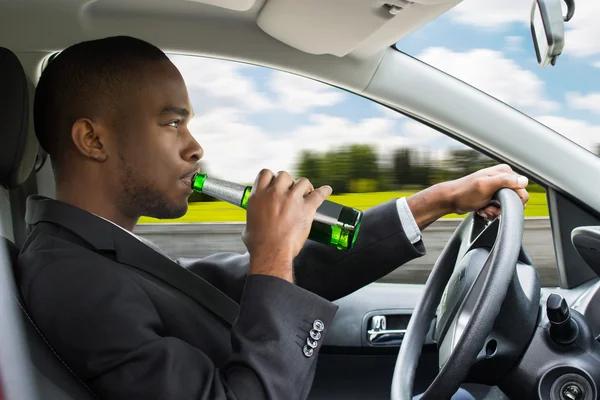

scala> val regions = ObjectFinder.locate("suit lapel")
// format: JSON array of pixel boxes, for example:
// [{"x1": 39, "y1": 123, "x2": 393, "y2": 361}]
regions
[
  {"x1": 112, "y1": 227, "x2": 240, "y2": 324},
  {"x1": 25, "y1": 195, "x2": 240, "y2": 325}
]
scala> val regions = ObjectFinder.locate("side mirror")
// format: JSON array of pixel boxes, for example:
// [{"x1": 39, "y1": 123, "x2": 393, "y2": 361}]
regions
[{"x1": 530, "y1": 0, "x2": 575, "y2": 67}]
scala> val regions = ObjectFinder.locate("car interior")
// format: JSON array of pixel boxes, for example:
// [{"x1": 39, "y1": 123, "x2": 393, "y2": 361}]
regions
[{"x1": 2, "y1": 0, "x2": 600, "y2": 399}]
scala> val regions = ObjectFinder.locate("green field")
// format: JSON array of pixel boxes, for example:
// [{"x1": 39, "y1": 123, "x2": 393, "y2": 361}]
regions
[{"x1": 138, "y1": 191, "x2": 548, "y2": 224}]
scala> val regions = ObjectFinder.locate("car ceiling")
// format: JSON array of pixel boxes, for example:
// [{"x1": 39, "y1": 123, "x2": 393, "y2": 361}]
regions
[{"x1": 0, "y1": 0, "x2": 461, "y2": 90}]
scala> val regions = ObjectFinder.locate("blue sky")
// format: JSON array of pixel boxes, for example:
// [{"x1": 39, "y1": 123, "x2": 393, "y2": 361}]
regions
[
  {"x1": 171, "y1": 0, "x2": 600, "y2": 182},
  {"x1": 397, "y1": 5, "x2": 600, "y2": 128}
]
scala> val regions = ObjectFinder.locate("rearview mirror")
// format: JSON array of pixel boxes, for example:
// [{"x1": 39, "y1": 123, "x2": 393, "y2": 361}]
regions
[{"x1": 530, "y1": 0, "x2": 575, "y2": 67}]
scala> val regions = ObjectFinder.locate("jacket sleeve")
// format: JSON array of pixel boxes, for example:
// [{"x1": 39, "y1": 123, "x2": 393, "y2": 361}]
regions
[
  {"x1": 23, "y1": 258, "x2": 337, "y2": 400},
  {"x1": 179, "y1": 199, "x2": 425, "y2": 303}
]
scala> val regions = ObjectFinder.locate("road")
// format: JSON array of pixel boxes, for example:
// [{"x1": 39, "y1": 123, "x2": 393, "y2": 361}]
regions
[{"x1": 134, "y1": 218, "x2": 559, "y2": 288}]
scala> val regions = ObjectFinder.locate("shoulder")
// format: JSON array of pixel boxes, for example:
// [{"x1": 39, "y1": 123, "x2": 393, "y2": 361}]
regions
[{"x1": 18, "y1": 222, "x2": 148, "y2": 313}]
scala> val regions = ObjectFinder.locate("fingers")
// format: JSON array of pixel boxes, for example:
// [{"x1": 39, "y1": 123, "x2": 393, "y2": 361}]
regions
[
  {"x1": 491, "y1": 173, "x2": 529, "y2": 190},
  {"x1": 272, "y1": 171, "x2": 296, "y2": 192},
  {"x1": 253, "y1": 170, "x2": 321, "y2": 201},
  {"x1": 305, "y1": 185, "x2": 333, "y2": 208},
  {"x1": 479, "y1": 173, "x2": 528, "y2": 206},
  {"x1": 277, "y1": 172, "x2": 330, "y2": 208},
  {"x1": 478, "y1": 205, "x2": 501, "y2": 220},
  {"x1": 252, "y1": 169, "x2": 275, "y2": 195},
  {"x1": 482, "y1": 163, "x2": 512, "y2": 174},
  {"x1": 485, "y1": 170, "x2": 530, "y2": 210},
  {"x1": 291, "y1": 177, "x2": 315, "y2": 196},
  {"x1": 477, "y1": 209, "x2": 494, "y2": 220},
  {"x1": 515, "y1": 187, "x2": 530, "y2": 205},
  {"x1": 478, "y1": 189, "x2": 527, "y2": 220},
  {"x1": 482, "y1": 165, "x2": 528, "y2": 193}
]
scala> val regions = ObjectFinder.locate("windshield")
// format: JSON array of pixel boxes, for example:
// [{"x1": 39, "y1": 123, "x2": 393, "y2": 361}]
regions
[{"x1": 395, "y1": 0, "x2": 600, "y2": 157}]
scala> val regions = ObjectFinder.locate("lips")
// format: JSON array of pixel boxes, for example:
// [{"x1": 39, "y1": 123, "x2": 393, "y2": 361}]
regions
[
  {"x1": 181, "y1": 177, "x2": 193, "y2": 187},
  {"x1": 180, "y1": 169, "x2": 198, "y2": 188}
]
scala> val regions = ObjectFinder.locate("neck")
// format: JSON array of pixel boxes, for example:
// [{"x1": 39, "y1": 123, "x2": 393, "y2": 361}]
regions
[{"x1": 56, "y1": 177, "x2": 139, "y2": 232}]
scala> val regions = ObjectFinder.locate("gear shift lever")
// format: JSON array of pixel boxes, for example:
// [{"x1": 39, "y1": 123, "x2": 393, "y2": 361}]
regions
[{"x1": 546, "y1": 293, "x2": 579, "y2": 345}]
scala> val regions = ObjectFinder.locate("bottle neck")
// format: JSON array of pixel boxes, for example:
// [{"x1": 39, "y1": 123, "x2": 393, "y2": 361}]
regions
[{"x1": 193, "y1": 174, "x2": 250, "y2": 208}]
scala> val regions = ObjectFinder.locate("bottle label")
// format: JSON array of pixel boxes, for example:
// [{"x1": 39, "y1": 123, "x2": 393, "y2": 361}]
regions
[
  {"x1": 314, "y1": 200, "x2": 345, "y2": 228},
  {"x1": 202, "y1": 178, "x2": 248, "y2": 207}
]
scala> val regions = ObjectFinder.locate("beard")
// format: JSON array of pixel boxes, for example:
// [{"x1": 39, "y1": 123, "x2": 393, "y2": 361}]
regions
[{"x1": 116, "y1": 154, "x2": 188, "y2": 220}]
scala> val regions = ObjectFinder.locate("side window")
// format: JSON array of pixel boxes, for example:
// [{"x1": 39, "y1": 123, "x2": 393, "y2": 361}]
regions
[
  {"x1": 378, "y1": 150, "x2": 558, "y2": 287},
  {"x1": 136, "y1": 55, "x2": 558, "y2": 288}
]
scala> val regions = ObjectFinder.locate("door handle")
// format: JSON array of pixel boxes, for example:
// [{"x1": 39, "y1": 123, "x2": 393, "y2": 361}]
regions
[{"x1": 367, "y1": 315, "x2": 406, "y2": 346}]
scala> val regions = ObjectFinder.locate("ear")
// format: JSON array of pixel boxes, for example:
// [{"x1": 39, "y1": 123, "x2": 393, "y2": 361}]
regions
[{"x1": 70, "y1": 118, "x2": 108, "y2": 162}]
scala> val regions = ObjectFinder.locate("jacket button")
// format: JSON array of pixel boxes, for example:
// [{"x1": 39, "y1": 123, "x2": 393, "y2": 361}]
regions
[
  {"x1": 310, "y1": 329, "x2": 322, "y2": 341},
  {"x1": 303, "y1": 345, "x2": 314, "y2": 358},
  {"x1": 307, "y1": 337, "x2": 318, "y2": 349},
  {"x1": 313, "y1": 319, "x2": 325, "y2": 332}
]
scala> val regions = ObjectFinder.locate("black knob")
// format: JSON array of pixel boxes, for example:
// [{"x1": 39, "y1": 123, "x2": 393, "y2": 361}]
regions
[
  {"x1": 546, "y1": 294, "x2": 579, "y2": 345},
  {"x1": 547, "y1": 293, "x2": 570, "y2": 323}
]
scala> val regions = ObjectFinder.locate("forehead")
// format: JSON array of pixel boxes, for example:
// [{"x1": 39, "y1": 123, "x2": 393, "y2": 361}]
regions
[{"x1": 133, "y1": 60, "x2": 191, "y2": 114}]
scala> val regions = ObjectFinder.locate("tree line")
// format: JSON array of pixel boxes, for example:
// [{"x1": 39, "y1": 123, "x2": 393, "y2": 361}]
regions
[
  {"x1": 295, "y1": 145, "x2": 500, "y2": 194},
  {"x1": 189, "y1": 145, "x2": 544, "y2": 202}
]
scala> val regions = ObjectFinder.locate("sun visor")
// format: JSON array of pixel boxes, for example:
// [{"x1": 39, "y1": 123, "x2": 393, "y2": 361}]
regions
[{"x1": 257, "y1": 0, "x2": 461, "y2": 58}]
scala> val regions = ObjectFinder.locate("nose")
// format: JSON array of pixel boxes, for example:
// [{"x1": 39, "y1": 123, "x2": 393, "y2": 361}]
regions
[
  {"x1": 183, "y1": 128, "x2": 203, "y2": 162},
  {"x1": 190, "y1": 141, "x2": 204, "y2": 162}
]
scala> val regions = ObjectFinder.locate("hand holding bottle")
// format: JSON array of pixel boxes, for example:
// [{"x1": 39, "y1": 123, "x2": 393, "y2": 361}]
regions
[
  {"x1": 191, "y1": 170, "x2": 363, "y2": 252},
  {"x1": 242, "y1": 170, "x2": 332, "y2": 282}
]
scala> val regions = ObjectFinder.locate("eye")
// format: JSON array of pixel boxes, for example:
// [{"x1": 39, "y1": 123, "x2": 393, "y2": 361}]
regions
[{"x1": 165, "y1": 120, "x2": 181, "y2": 129}]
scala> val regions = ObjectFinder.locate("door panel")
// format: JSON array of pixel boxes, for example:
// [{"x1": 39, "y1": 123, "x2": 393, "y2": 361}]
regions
[
  {"x1": 308, "y1": 283, "x2": 436, "y2": 399},
  {"x1": 318, "y1": 284, "x2": 428, "y2": 348}
]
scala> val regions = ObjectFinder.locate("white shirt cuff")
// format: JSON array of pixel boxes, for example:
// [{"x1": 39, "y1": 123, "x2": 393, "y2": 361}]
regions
[{"x1": 396, "y1": 197, "x2": 422, "y2": 245}]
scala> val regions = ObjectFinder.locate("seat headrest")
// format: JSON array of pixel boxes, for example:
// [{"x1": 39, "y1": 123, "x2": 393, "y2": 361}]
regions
[{"x1": 0, "y1": 47, "x2": 39, "y2": 189}]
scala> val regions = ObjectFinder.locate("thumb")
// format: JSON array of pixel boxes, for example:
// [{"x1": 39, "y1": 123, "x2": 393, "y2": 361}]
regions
[{"x1": 489, "y1": 173, "x2": 529, "y2": 190}]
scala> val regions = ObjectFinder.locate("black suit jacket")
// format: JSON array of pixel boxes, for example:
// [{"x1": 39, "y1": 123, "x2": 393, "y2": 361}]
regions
[{"x1": 17, "y1": 196, "x2": 425, "y2": 400}]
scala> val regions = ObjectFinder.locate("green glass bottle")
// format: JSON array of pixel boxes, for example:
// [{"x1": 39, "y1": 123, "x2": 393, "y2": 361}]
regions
[{"x1": 191, "y1": 173, "x2": 362, "y2": 251}]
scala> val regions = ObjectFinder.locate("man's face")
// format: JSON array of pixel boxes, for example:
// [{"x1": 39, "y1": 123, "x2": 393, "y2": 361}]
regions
[{"x1": 108, "y1": 60, "x2": 202, "y2": 220}]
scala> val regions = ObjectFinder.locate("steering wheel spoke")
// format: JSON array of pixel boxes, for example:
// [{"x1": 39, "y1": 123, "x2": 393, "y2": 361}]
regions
[{"x1": 437, "y1": 247, "x2": 494, "y2": 368}]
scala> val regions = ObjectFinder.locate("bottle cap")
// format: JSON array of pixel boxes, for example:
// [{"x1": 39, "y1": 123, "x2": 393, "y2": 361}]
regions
[{"x1": 191, "y1": 173, "x2": 208, "y2": 192}]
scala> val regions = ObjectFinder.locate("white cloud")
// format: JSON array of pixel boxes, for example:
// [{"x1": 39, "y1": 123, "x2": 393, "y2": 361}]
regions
[
  {"x1": 449, "y1": 0, "x2": 600, "y2": 61},
  {"x1": 168, "y1": 55, "x2": 415, "y2": 182},
  {"x1": 267, "y1": 73, "x2": 346, "y2": 113},
  {"x1": 564, "y1": 2, "x2": 600, "y2": 58},
  {"x1": 417, "y1": 47, "x2": 559, "y2": 113},
  {"x1": 190, "y1": 108, "x2": 410, "y2": 182},
  {"x1": 593, "y1": 61, "x2": 600, "y2": 69},
  {"x1": 449, "y1": 0, "x2": 529, "y2": 27},
  {"x1": 170, "y1": 55, "x2": 273, "y2": 112},
  {"x1": 377, "y1": 104, "x2": 405, "y2": 119},
  {"x1": 566, "y1": 92, "x2": 600, "y2": 114},
  {"x1": 170, "y1": 55, "x2": 346, "y2": 115},
  {"x1": 174, "y1": 54, "x2": 594, "y2": 188},
  {"x1": 402, "y1": 119, "x2": 464, "y2": 150},
  {"x1": 535, "y1": 115, "x2": 600, "y2": 152},
  {"x1": 504, "y1": 36, "x2": 524, "y2": 53},
  {"x1": 289, "y1": 114, "x2": 408, "y2": 155}
]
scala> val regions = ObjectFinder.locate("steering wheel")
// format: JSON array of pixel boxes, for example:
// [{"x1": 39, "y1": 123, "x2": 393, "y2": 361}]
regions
[{"x1": 391, "y1": 188, "x2": 524, "y2": 400}]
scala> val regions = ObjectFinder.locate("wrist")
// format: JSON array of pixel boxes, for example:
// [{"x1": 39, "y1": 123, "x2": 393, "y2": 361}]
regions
[
  {"x1": 433, "y1": 181, "x2": 458, "y2": 215},
  {"x1": 406, "y1": 182, "x2": 456, "y2": 230},
  {"x1": 249, "y1": 250, "x2": 295, "y2": 283}
]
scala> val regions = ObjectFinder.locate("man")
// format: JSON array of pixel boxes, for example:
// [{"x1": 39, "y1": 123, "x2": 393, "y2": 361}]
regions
[{"x1": 17, "y1": 36, "x2": 528, "y2": 400}]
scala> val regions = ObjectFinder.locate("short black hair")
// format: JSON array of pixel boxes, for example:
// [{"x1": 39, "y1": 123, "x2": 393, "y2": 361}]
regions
[{"x1": 34, "y1": 36, "x2": 168, "y2": 163}]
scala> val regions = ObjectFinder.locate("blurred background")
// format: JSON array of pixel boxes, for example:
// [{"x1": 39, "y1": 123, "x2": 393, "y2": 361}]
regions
[{"x1": 135, "y1": 0, "x2": 600, "y2": 288}]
